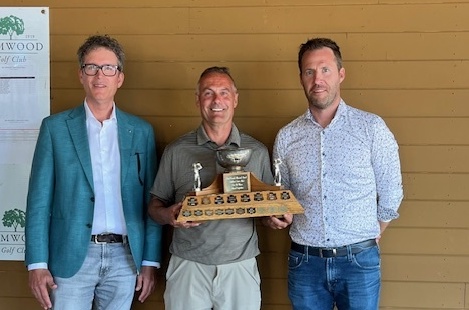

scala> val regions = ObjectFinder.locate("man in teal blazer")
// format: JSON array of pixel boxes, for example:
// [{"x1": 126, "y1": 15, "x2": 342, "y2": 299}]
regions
[{"x1": 25, "y1": 35, "x2": 161, "y2": 310}]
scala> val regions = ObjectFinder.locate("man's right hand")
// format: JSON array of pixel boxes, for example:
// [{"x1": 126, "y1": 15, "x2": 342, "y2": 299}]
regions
[
  {"x1": 29, "y1": 269, "x2": 57, "y2": 309},
  {"x1": 148, "y1": 197, "x2": 201, "y2": 228}
]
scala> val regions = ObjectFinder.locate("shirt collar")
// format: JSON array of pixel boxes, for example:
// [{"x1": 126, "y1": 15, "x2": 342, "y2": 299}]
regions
[
  {"x1": 196, "y1": 123, "x2": 241, "y2": 148},
  {"x1": 83, "y1": 100, "x2": 117, "y2": 123},
  {"x1": 304, "y1": 99, "x2": 347, "y2": 125}
]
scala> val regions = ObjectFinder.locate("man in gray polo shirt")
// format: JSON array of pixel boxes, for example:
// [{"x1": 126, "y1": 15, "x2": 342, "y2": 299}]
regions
[{"x1": 148, "y1": 66, "x2": 274, "y2": 310}]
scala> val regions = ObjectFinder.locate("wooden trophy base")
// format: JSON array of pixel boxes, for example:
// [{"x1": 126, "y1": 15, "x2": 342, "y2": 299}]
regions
[{"x1": 177, "y1": 173, "x2": 304, "y2": 222}]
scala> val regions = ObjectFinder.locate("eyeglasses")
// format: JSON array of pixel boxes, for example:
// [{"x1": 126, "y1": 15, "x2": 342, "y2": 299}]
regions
[{"x1": 81, "y1": 64, "x2": 121, "y2": 76}]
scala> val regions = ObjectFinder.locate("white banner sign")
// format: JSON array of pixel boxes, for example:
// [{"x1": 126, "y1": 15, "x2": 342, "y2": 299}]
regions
[{"x1": 0, "y1": 7, "x2": 50, "y2": 260}]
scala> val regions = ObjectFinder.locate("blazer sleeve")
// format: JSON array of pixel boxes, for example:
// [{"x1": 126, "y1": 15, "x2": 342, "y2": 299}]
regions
[
  {"x1": 25, "y1": 119, "x2": 54, "y2": 266},
  {"x1": 142, "y1": 125, "x2": 162, "y2": 263}
]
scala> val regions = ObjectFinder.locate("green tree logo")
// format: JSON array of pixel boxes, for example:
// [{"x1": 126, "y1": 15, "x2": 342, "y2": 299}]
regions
[
  {"x1": 2, "y1": 208, "x2": 26, "y2": 232},
  {"x1": 0, "y1": 15, "x2": 25, "y2": 39}
]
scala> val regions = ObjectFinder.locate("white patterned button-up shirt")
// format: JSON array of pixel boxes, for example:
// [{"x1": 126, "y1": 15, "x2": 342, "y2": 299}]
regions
[{"x1": 273, "y1": 100, "x2": 403, "y2": 247}]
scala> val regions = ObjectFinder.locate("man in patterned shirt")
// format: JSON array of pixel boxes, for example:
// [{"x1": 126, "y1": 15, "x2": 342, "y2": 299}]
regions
[{"x1": 263, "y1": 38, "x2": 404, "y2": 309}]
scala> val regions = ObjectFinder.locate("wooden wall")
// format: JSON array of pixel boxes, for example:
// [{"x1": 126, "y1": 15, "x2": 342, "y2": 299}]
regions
[{"x1": 1, "y1": 0, "x2": 469, "y2": 309}]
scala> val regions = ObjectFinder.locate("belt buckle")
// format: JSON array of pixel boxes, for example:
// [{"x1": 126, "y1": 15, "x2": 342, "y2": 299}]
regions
[
  {"x1": 319, "y1": 248, "x2": 337, "y2": 258},
  {"x1": 94, "y1": 234, "x2": 107, "y2": 244}
]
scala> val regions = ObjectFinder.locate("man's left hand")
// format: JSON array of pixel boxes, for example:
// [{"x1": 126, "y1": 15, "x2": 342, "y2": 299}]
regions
[
  {"x1": 135, "y1": 266, "x2": 156, "y2": 303},
  {"x1": 262, "y1": 214, "x2": 293, "y2": 229}
]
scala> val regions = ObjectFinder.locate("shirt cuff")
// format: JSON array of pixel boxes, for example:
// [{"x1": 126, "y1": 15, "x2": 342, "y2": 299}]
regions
[
  {"x1": 142, "y1": 260, "x2": 160, "y2": 269},
  {"x1": 28, "y1": 263, "x2": 48, "y2": 271}
]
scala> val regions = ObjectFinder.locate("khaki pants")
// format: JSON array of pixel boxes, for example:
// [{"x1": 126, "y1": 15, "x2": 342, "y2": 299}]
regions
[{"x1": 164, "y1": 255, "x2": 261, "y2": 310}]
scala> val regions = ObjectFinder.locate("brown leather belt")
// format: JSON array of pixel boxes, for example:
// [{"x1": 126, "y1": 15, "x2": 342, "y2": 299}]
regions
[
  {"x1": 91, "y1": 234, "x2": 127, "y2": 244},
  {"x1": 291, "y1": 239, "x2": 377, "y2": 258}
]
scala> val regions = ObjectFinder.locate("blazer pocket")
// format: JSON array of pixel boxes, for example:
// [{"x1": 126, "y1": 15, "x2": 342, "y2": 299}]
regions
[{"x1": 133, "y1": 152, "x2": 144, "y2": 186}]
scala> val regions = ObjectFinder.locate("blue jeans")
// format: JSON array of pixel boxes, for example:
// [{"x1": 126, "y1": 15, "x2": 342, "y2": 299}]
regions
[
  {"x1": 288, "y1": 245, "x2": 381, "y2": 310},
  {"x1": 51, "y1": 242, "x2": 137, "y2": 310}
]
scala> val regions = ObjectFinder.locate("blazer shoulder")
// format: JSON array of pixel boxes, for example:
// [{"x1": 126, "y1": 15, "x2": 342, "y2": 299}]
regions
[{"x1": 42, "y1": 105, "x2": 84, "y2": 124}]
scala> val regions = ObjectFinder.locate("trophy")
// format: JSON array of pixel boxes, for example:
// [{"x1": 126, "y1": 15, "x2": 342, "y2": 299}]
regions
[
  {"x1": 217, "y1": 147, "x2": 253, "y2": 193},
  {"x1": 177, "y1": 147, "x2": 304, "y2": 222}
]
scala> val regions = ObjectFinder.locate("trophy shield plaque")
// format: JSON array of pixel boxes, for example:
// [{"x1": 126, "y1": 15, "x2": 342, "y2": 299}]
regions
[{"x1": 177, "y1": 147, "x2": 304, "y2": 222}]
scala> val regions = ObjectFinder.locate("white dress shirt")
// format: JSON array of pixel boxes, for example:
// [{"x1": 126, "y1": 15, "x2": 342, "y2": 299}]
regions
[{"x1": 84, "y1": 101, "x2": 127, "y2": 235}]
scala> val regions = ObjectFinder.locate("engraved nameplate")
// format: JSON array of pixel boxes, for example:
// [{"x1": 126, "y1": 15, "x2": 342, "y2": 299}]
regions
[{"x1": 223, "y1": 171, "x2": 251, "y2": 193}]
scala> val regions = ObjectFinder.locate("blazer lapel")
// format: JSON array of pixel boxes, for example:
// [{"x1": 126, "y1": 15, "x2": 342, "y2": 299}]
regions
[
  {"x1": 116, "y1": 108, "x2": 134, "y2": 186},
  {"x1": 67, "y1": 106, "x2": 94, "y2": 189}
]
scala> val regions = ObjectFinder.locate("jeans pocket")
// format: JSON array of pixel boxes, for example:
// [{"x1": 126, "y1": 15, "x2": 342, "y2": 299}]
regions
[
  {"x1": 352, "y1": 246, "x2": 381, "y2": 269},
  {"x1": 287, "y1": 250, "x2": 305, "y2": 270}
]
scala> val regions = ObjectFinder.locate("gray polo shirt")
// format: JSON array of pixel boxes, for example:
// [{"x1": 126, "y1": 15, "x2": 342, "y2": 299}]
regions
[{"x1": 150, "y1": 124, "x2": 274, "y2": 265}]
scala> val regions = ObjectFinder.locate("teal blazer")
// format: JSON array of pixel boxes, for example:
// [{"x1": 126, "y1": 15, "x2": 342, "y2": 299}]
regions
[{"x1": 25, "y1": 105, "x2": 162, "y2": 278}]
